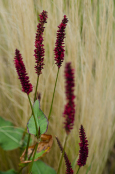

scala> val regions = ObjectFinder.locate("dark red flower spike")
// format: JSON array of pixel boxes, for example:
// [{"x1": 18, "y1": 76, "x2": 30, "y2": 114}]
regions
[
  {"x1": 34, "y1": 10, "x2": 48, "y2": 76},
  {"x1": 54, "y1": 15, "x2": 68, "y2": 68},
  {"x1": 14, "y1": 49, "x2": 33, "y2": 95},
  {"x1": 77, "y1": 125, "x2": 88, "y2": 167},
  {"x1": 55, "y1": 136, "x2": 73, "y2": 174},
  {"x1": 63, "y1": 62, "x2": 75, "y2": 134}
]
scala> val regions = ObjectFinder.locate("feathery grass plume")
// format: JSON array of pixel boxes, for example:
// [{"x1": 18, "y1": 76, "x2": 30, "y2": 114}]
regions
[
  {"x1": 77, "y1": 125, "x2": 88, "y2": 167},
  {"x1": 54, "y1": 15, "x2": 68, "y2": 68},
  {"x1": 14, "y1": 49, "x2": 33, "y2": 95},
  {"x1": 55, "y1": 136, "x2": 73, "y2": 174},
  {"x1": 63, "y1": 62, "x2": 75, "y2": 134},
  {"x1": 34, "y1": 10, "x2": 48, "y2": 76}
]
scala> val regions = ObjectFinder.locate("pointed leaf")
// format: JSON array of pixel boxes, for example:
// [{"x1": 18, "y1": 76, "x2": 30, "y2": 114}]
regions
[
  {"x1": 27, "y1": 100, "x2": 48, "y2": 136},
  {"x1": 32, "y1": 160, "x2": 57, "y2": 174},
  {"x1": 0, "y1": 117, "x2": 28, "y2": 150}
]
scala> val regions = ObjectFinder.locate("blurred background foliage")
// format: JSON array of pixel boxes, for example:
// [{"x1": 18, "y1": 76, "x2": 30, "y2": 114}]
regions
[{"x1": 0, "y1": 0, "x2": 115, "y2": 173}]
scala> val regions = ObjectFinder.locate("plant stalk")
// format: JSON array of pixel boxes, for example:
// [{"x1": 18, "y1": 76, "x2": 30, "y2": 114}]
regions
[
  {"x1": 24, "y1": 134, "x2": 31, "y2": 160},
  {"x1": 34, "y1": 76, "x2": 39, "y2": 102},
  {"x1": 28, "y1": 95, "x2": 38, "y2": 138},
  {"x1": 28, "y1": 143, "x2": 38, "y2": 173},
  {"x1": 48, "y1": 68, "x2": 59, "y2": 120},
  {"x1": 76, "y1": 166, "x2": 80, "y2": 174}
]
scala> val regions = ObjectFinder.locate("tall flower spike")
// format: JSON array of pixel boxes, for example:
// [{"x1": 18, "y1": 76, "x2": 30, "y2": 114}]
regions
[
  {"x1": 77, "y1": 125, "x2": 88, "y2": 167},
  {"x1": 55, "y1": 136, "x2": 73, "y2": 174},
  {"x1": 14, "y1": 49, "x2": 33, "y2": 95},
  {"x1": 34, "y1": 10, "x2": 48, "y2": 76},
  {"x1": 63, "y1": 62, "x2": 75, "y2": 134},
  {"x1": 54, "y1": 15, "x2": 68, "y2": 68}
]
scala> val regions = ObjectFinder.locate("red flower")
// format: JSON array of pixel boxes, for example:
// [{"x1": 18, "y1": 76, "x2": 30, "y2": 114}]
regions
[
  {"x1": 34, "y1": 10, "x2": 48, "y2": 76},
  {"x1": 14, "y1": 49, "x2": 33, "y2": 95},
  {"x1": 55, "y1": 136, "x2": 73, "y2": 174},
  {"x1": 54, "y1": 15, "x2": 68, "y2": 68},
  {"x1": 63, "y1": 63, "x2": 75, "y2": 134},
  {"x1": 77, "y1": 125, "x2": 88, "y2": 167}
]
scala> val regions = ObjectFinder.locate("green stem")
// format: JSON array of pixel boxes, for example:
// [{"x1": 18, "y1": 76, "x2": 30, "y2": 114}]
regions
[
  {"x1": 28, "y1": 95, "x2": 38, "y2": 138},
  {"x1": 76, "y1": 166, "x2": 80, "y2": 174},
  {"x1": 21, "y1": 127, "x2": 27, "y2": 141},
  {"x1": 28, "y1": 146, "x2": 35, "y2": 160},
  {"x1": 34, "y1": 76, "x2": 39, "y2": 102},
  {"x1": 57, "y1": 134, "x2": 68, "y2": 174},
  {"x1": 18, "y1": 163, "x2": 28, "y2": 174},
  {"x1": 18, "y1": 142, "x2": 39, "y2": 174},
  {"x1": 48, "y1": 68, "x2": 59, "y2": 120},
  {"x1": 24, "y1": 134, "x2": 31, "y2": 160},
  {"x1": 28, "y1": 143, "x2": 38, "y2": 173},
  {"x1": 18, "y1": 167, "x2": 23, "y2": 174}
]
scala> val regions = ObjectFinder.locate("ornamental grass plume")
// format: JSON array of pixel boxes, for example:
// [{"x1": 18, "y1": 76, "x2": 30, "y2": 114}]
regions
[
  {"x1": 34, "y1": 10, "x2": 48, "y2": 76},
  {"x1": 55, "y1": 136, "x2": 73, "y2": 174},
  {"x1": 63, "y1": 62, "x2": 75, "y2": 134},
  {"x1": 14, "y1": 49, "x2": 33, "y2": 95},
  {"x1": 54, "y1": 15, "x2": 68, "y2": 68},
  {"x1": 77, "y1": 125, "x2": 88, "y2": 167}
]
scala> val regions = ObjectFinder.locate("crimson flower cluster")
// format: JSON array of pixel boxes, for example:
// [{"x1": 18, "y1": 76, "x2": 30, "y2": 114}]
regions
[
  {"x1": 77, "y1": 125, "x2": 88, "y2": 167},
  {"x1": 55, "y1": 136, "x2": 73, "y2": 174},
  {"x1": 63, "y1": 62, "x2": 75, "y2": 134},
  {"x1": 34, "y1": 10, "x2": 48, "y2": 76},
  {"x1": 14, "y1": 49, "x2": 33, "y2": 95},
  {"x1": 54, "y1": 15, "x2": 68, "y2": 68}
]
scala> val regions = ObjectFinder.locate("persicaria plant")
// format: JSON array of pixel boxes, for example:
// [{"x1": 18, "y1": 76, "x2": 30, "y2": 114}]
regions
[{"x1": 0, "y1": 10, "x2": 89, "y2": 174}]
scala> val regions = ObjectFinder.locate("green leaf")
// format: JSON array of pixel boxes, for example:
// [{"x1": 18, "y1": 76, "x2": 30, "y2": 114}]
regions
[
  {"x1": 27, "y1": 100, "x2": 48, "y2": 136},
  {"x1": 32, "y1": 160, "x2": 57, "y2": 174},
  {"x1": 0, "y1": 117, "x2": 28, "y2": 151},
  {"x1": 0, "y1": 169, "x2": 17, "y2": 174}
]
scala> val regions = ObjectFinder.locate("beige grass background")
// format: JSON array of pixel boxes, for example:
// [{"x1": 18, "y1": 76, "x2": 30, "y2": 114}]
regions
[{"x1": 0, "y1": 0, "x2": 115, "y2": 174}]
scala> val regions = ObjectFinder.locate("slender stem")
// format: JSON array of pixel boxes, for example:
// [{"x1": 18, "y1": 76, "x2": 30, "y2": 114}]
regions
[
  {"x1": 18, "y1": 163, "x2": 28, "y2": 174},
  {"x1": 48, "y1": 68, "x2": 59, "y2": 120},
  {"x1": 28, "y1": 146, "x2": 35, "y2": 160},
  {"x1": 57, "y1": 134, "x2": 68, "y2": 174},
  {"x1": 76, "y1": 166, "x2": 80, "y2": 174},
  {"x1": 34, "y1": 76, "x2": 39, "y2": 102},
  {"x1": 28, "y1": 95, "x2": 38, "y2": 138},
  {"x1": 24, "y1": 134, "x2": 31, "y2": 160},
  {"x1": 28, "y1": 143, "x2": 38, "y2": 173},
  {"x1": 18, "y1": 142, "x2": 39, "y2": 174},
  {"x1": 21, "y1": 127, "x2": 27, "y2": 141},
  {"x1": 18, "y1": 167, "x2": 23, "y2": 174}
]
